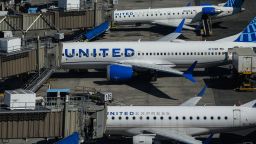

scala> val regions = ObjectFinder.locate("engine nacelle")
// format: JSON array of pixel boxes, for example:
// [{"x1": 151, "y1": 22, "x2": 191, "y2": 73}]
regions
[
  {"x1": 202, "y1": 7, "x2": 223, "y2": 15},
  {"x1": 107, "y1": 64, "x2": 134, "y2": 81}
]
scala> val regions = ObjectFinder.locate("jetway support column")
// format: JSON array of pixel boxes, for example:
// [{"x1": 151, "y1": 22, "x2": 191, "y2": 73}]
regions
[
  {"x1": 201, "y1": 15, "x2": 213, "y2": 36},
  {"x1": 63, "y1": 95, "x2": 70, "y2": 137}
]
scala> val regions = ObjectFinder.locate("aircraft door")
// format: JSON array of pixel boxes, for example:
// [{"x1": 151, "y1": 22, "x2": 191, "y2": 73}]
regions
[
  {"x1": 242, "y1": 57, "x2": 252, "y2": 73},
  {"x1": 233, "y1": 109, "x2": 241, "y2": 127},
  {"x1": 227, "y1": 48, "x2": 233, "y2": 61}
]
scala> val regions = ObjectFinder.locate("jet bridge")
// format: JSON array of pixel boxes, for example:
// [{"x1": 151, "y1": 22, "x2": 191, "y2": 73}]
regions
[{"x1": 0, "y1": 87, "x2": 109, "y2": 143}]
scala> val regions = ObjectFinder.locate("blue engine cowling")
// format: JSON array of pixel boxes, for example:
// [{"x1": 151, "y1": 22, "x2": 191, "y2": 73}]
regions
[
  {"x1": 202, "y1": 7, "x2": 222, "y2": 15},
  {"x1": 107, "y1": 64, "x2": 134, "y2": 81}
]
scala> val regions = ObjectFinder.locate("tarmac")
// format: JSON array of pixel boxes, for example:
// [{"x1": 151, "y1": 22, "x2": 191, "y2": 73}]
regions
[
  {"x1": 36, "y1": 0, "x2": 256, "y2": 143},
  {"x1": 38, "y1": 0, "x2": 256, "y2": 106}
]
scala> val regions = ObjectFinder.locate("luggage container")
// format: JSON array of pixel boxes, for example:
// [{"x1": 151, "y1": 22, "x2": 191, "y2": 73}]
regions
[
  {"x1": 232, "y1": 48, "x2": 256, "y2": 74},
  {"x1": 0, "y1": 31, "x2": 13, "y2": 38},
  {"x1": 0, "y1": 11, "x2": 8, "y2": 16},
  {"x1": 232, "y1": 48, "x2": 256, "y2": 91}
]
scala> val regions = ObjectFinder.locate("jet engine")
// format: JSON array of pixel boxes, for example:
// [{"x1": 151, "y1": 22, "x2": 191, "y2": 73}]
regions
[
  {"x1": 107, "y1": 64, "x2": 134, "y2": 81},
  {"x1": 202, "y1": 7, "x2": 223, "y2": 16}
]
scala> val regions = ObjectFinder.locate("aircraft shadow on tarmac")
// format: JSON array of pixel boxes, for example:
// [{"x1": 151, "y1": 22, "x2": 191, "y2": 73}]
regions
[
  {"x1": 52, "y1": 71, "x2": 106, "y2": 78},
  {"x1": 53, "y1": 72, "x2": 177, "y2": 99},
  {"x1": 52, "y1": 66, "x2": 237, "y2": 99},
  {"x1": 212, "y1": 21, "x2": 228, "y2": 29},
  {"x1": 111, "y1": 25, "x2": 177, "y2": 35},
  {"x1": 94, "y1": 80, "x2": 178, "y2": 100},
  {"x1": 200, "y1": 67, "x2": 241, "y2": 90}
]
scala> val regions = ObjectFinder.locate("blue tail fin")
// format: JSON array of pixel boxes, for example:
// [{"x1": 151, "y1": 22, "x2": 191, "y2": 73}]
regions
[
  {"x1": 224, "y1": 0, "x2": 244, "y2": 8},
  {"x1": 235, "y1": 17, "x2": 256, "y2": 42},
  {"x1": 203, "y1": 133, "x2": 214, "y2": 144}
]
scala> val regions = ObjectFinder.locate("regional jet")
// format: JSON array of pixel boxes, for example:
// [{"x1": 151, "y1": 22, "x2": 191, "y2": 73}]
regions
[
  {"x1": 106, "y1": 86, "x2": 256, "y2": 144},
  {"x1": 113, "y1": 0, "x2": 245, "y2": 30}
]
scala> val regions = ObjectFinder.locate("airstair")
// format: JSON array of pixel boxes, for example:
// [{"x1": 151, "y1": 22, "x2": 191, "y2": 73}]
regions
[{"x1": 74, "y1": 21, "x2": 110, "y2": 41}]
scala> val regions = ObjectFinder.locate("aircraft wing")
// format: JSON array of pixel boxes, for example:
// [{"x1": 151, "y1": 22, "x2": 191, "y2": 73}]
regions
[
  {"x1": 180, "y1": 86, "x2": 207, "y2": 106},
  {"x1": 145, "y1": 128, "x2": 202, "y2": 144},
  {"x1": 152, "y1": 19, "x2": 195, "y2": 30},
  {"x1": 120, "y1": 61, "x2": 197, "y2": 83},
  {"x1": 157, "y1": 19, "x2": 185, "y2": 41}
]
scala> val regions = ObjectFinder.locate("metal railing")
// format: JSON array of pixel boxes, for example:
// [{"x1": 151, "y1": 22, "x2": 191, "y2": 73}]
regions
[
  {"x1": 0, "y1": 45, "x2": 21, "y2": 53},
  {"x1": 0, "y1": 95, "x2": 93, "y2": 112},
  {"x1": 23, "y1": 68, "x2": 55, "y2": 92},
  {"x1": 0, "y1": 101, "x2": 46, "y2": 111}
]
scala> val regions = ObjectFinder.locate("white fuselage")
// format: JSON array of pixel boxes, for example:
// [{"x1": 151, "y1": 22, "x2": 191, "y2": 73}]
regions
[
  {"x1": 113, "y1": 6, "x2": 238, "y2": 25},
  {"x1": 61, "y1": 41, "x2": 256, "y2": 69},
  {"x1": 106, "y1": 106, "x2": 256, "y2": 136}
]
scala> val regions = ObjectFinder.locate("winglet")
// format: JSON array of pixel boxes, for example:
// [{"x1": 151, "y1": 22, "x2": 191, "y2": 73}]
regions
[
  {"x1": 186, "y1": 2, "x2": 192, "y2": 7},
  {"x1": 203, "y1": 133, "x2": 214, "y2": 144},
  {"x1": 183, "y1": 61, "x2": 197, "y2": 83},
  {"x1": 175, "y1": 18, "x2": 186, "y2": 33},
  {"x1": 197, "y1": 85, "x2": 207, "y2": 97}
]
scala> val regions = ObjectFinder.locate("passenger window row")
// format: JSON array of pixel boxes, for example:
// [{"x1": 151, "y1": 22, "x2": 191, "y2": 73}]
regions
[
  {"x1": 137, "y1": 52, "x2": 226, "y2": 56},
  {"x1": 115, "y1": 11, "x2": 196, "y2": 18},
  {"x1": 110, "y1": 116, "x2": 229, "y2": 120},
  {"x1": 63, "y1": 51, "x2": 226, "y2": 57}
]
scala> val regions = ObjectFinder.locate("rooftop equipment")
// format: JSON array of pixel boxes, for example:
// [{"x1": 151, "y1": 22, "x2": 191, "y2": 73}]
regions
[
  {"x1": 58, "y1": 0, "x2": 80, "y2": 11},
  {"x1": 0, "y1": 37, "x2": 21, "y2": 53},
  {"x1": 4, "y1": 89, "x2": 36, "y2": 110},
  {"x1": 47, "y1": 88, "x2": 71, "y2": 97}
]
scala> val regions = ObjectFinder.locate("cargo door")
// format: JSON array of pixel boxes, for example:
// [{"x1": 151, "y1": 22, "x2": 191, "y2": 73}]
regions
[
  {"x1": 233, "y1": 109, "x2": 241, "y2": 127},
  {"x1": 242, "y1": 57, "x2": 252, "y2": 73}
]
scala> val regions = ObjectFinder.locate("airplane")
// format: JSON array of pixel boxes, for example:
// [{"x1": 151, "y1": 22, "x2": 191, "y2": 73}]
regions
[
  {"x1": 113, "y1": 0, "x2": 245, "y2": 30},
  {"x1": 61, "y1": 17, "x2": 256, "y2": 83},
  {"x1": 106, "y1": 86, "x2": 256, "y2": 144}
]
